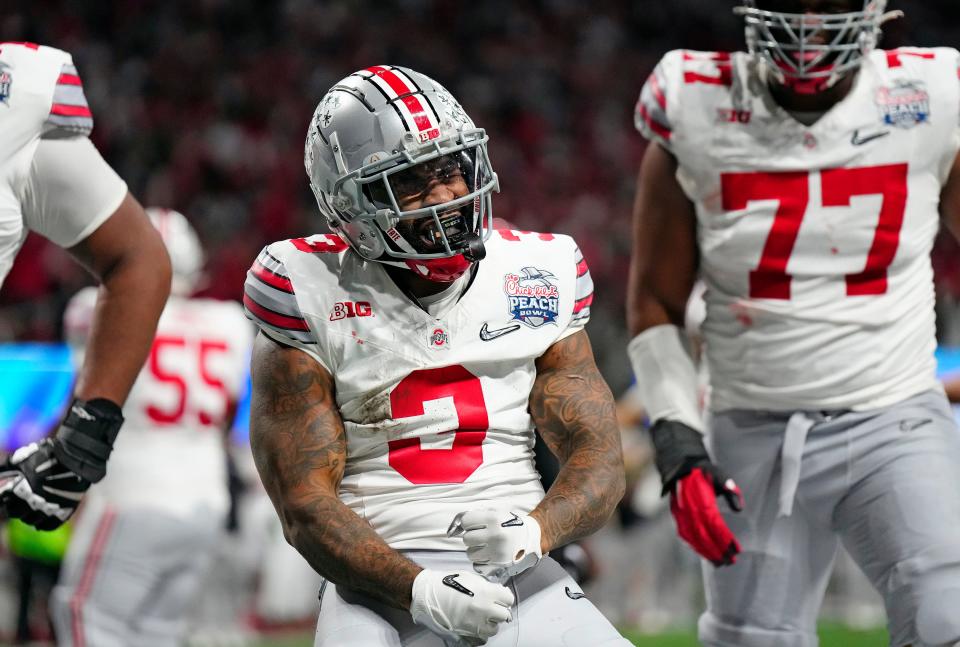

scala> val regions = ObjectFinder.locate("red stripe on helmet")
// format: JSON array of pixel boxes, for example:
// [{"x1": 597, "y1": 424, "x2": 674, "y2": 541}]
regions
[
  {"x1": 367, "y1": 65, "x2": 412, "y2": 96},
  {"x1": 402, "y1": 95, "x2": 434, "y2": 131},
  {"x1": 366, "y1": 66, "x2": 435, "y2": 136}
]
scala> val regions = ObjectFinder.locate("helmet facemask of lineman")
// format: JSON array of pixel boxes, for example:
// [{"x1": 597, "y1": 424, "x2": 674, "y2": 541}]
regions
[
  {"x1": 736, "y1": 0, "x2": 903, "y2": 94},
  {"x1": 145, "y1": 207, "x2": 205, "y2": 296},
  {"x1": 304, "y1": 66, "x2": 498, "y2": 283}
]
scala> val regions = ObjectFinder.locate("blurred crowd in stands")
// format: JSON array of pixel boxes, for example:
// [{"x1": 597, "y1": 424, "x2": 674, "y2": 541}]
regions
[{"x1": 3, "y1": 0, "x2": 960, "y2": 392}]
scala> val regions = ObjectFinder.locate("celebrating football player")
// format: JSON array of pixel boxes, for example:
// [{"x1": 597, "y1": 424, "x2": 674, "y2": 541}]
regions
[
  {"x1": 0, "y1": 43, "x2": 170, "y2": 530},
  {"x1": 245, "y1": 66, "x2": 630, "y2": 646},
  {"x1": 49, "y1": 208, "x2": 253, "y2": 647},
  {"x1": 628, "y1": 1, "x2": 960, "y2": 646}
]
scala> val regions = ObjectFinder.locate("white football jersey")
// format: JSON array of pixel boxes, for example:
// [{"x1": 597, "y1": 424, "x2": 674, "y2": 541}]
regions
[
  {"x1": 636, "y1": 48, "x2": 960, "y2": 412},
  {"x1": 0, "y1": 43, "x2": 128, "y2": 287},
  {"x1": 65, "y1": 288, "x2": 254, "y2": 517},
  {"x1": 243, "y1": 231, "x2": 594, "y2": 550}
]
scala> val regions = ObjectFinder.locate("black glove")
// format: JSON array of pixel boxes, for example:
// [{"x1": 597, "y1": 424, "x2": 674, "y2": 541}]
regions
[
  {"x1": 1, "y1": 398, "x2": 123, "y2": 531},
  {"x1": 650, "y1": 419, "x2": 744, "y2": 566},
  {"x1": 1, "y1": 440, "x2": 88, "y2": 530},
  {"x1": 52, "y1": 398, "x2": 124, "y2": 483}
]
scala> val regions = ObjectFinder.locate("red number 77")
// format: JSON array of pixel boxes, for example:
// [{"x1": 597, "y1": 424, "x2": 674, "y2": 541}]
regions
[{"x1": 721, "y1": 164, "x2": 908, "y2": 299}]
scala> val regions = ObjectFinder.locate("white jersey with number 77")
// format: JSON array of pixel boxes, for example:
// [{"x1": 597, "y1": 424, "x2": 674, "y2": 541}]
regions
[{"x1": 635, "y1": 47, "x2": 960, "y2": 412}]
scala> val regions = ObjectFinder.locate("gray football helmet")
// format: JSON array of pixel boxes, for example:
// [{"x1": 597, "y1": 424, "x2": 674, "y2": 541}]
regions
[
  {"x1": 145, "y1": 207, "x2": 205, "y2": 296},
  {"x1": 736, "y1": 1, "x2": 902, "y2": 93},
  {"x1": 304, "y1": 65, "x2": 498, "y2": 282}
]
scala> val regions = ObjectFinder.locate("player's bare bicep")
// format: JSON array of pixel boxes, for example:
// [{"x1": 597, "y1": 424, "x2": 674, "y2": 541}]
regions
[
  {"x1": 531, "y1": 330, "x2": 618, "y2": 462},
  {"x1": 627, "y1": 141, "x2": 698, "y2": 334},
  {"x1": 249, "y1": 332, "x2": 346, "y2": 497}
]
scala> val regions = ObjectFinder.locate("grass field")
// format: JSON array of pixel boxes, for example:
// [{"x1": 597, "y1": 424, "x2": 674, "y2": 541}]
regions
[{"x1": 250, "y1": 623, "x2": 889, "y2": 646}]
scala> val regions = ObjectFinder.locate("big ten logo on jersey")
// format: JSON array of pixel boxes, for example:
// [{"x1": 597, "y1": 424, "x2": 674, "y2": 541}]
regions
[
  {"x1": 330, "y1": 301, "x2": 373, "y2": 321},
  {"x1": 717, "y1": 108, "x2": 752, "y2": 124},
  {"x1": 144, "y1": 335, "x2": 234, "y2": 428}
]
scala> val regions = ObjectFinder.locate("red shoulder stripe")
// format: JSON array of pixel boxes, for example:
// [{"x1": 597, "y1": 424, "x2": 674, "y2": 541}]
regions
[
  {"x1": 243, "y1": 294, "x2": 309, "y2": 331},
  {"x1": 576, "y1": 259, "x2": 589, "y2": 278},
  {"x1": 649, "y1": 73, "x2": 667, "y2": 111},
  {"x1": 251, "y1": 260, "x2": 293, "y2": 293},
  {"x1": 638, "y1": 103, "x2": 672, "y2": 140},
  {"x1": 51, "y1": 103, "x2": 92, "y2": 118},
  {"x1": 573, "y1": 293, "x2": 593, "y2": 314},
  {"x1": 57, "y1": 73, "x2": 83, "y2": 86}
]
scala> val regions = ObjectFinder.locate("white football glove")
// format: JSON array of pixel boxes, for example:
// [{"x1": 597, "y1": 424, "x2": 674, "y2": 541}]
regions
[
  {"x1": 447, "y1": 507, "x2": 543, "y2": 582},
  {"x1": 409, "y1": 569, "x2": 514, "y2": 646}
]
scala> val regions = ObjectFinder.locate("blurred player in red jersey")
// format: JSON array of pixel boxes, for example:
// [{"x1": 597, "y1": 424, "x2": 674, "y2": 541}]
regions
[
  {"x1": 0, "y1": 43, "x2": 170, "y2": 531},
  {"x1": 627, "y1": 1, "x2": 960, "y2": 645},
  {"x1": 49, "y1": 208, "x2": 253, "y2": 647},
  {"x1": 244, "y1": 65, "x2": 629, "y2": 646}
]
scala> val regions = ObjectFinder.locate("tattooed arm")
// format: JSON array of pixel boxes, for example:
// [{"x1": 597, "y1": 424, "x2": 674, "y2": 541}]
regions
[
  {"x1": 528, "y1": 330, "x2": 626, "y2": 553},
  {"x1": 249, "y1": 332, "x2": 422, "y2": 609}
]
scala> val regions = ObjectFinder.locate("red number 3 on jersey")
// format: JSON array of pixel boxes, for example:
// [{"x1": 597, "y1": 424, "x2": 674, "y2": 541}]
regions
[{"x1": 387, "y1": 366, "x2": 488, "y2": 485}]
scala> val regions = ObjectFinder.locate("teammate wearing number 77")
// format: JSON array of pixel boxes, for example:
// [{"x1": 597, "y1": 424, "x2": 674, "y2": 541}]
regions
[
  {"x1": 244, "y1": 65, "x2": 630, "y2": 646},
  {"x1": 628, "y1": 2, "x2": 960, "y2": 646}
]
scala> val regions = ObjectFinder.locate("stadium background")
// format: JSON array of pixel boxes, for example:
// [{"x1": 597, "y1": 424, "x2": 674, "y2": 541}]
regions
[{"x1": 3, "y1": 1, "x2": 960, "y2": 645}]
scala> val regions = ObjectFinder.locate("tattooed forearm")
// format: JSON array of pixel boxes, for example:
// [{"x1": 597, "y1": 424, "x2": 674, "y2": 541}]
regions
[
  {"x1": 249, "y1": 333, "x2": 421, "y2": 609},
  {"x1": 528, "y1": 330, "x2": 626, "y2": 553}
]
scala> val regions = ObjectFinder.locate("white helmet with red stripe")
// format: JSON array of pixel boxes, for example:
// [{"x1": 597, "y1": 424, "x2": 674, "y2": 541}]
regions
[
  {"x1": 304, "y1": 65, "x2": 498, "y2": 282},
  {"x1": 146, "y1": 207, "x2": 204, "y2": 296},
  {"x1": 736, "y1": 1, "x2": 902, "y2": 94}
]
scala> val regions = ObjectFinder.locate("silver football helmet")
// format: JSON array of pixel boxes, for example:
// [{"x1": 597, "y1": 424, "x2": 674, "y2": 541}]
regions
[
  {"x1": 304, "y1": 65, "x2": 499, "y2": 282},
  {"x1": 736, "y1": 1, "x2": 902, "y2": 92},
  {"x1": 146, "y1": 207, "x2": 205, "y2": 296}
]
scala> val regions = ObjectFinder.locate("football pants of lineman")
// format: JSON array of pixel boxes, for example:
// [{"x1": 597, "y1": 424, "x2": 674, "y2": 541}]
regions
[
  {"x1": 314, "y1": 551, "x2": 632, "y2": 646},
  {"x1": 50, "y1": 495, "x2": 221, "y2": 647},
  {"x1": 698, "y1": 390, "x2": 960, "y2": 647}
]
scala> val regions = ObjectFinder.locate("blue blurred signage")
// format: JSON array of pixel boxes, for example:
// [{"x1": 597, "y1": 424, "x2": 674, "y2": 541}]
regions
[{"x1": 0, "y1": 343, "x2": 251, "y2": 451}]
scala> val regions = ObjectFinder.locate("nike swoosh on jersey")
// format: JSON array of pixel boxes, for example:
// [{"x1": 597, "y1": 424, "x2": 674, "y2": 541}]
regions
[
  {"x1": 851, "y1": 129, "x2": 890, "y2": 146},
  {"x1": 479, "y1": 323, "x2": 521, "y2": 341},
  {"x1": 442, "y1": 574, "x2": 475, "y2": 597},
  {"x1": 501, "y1": 512, "x2": 523, "y2": 528},
  {"x1": 565, "y1": 586, "x2": 586, "y2": 600}
]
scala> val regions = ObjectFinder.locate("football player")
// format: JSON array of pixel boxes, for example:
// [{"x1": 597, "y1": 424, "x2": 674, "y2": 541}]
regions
[
  {"x1": 0, "y1": 42, "x2": 171, "y2": 530},
  {"x1": 244, "y1": 66, "x2": 631, "y2": 646},
  {"x1": 628, "y1": 1, "x2": 960, "y2": 646},
  {"x1": 50, "y1": 208, "x2": 253, "y2": 647}
]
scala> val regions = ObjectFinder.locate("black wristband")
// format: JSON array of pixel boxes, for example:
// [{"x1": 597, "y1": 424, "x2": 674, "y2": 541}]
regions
[
  {"x1": 52, "y1": 398, "x2": 124, "y2": 483},
  {"x1": 650, "y1": 419, "x2": 710, "y2": 494}
]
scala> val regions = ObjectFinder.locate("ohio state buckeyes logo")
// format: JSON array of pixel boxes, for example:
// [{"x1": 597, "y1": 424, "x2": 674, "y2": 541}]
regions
[
  {"x1": 429, "y1": 326, "x2": 449, "y2": 349},
  {"x1": 0, "y1": 66, "x2": 11, "y2": 104},
  {"x1": 504, "y1": 267, "x2": 559, "y2": 328}
]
